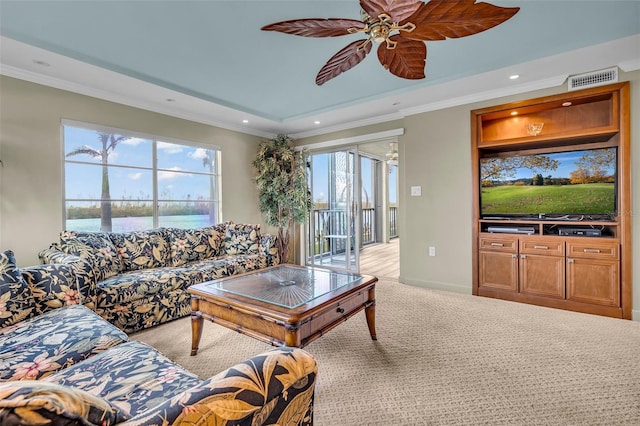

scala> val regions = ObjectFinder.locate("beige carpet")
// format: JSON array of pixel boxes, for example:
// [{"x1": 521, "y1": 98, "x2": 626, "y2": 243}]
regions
[{"x1": 133, "y1": 280, "x2": 640, "y2": 425}]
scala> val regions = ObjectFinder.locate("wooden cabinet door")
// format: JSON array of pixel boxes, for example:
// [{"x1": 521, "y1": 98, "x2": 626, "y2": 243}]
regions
[
  {"x1": 519, "y1": 254, "x2": 565, "y2": 299},
  {"x1": 566, "y1": 257, "x2": 620, "y2": 307},
  {"x1": 479, "y1": 250, "x2": 518, "y2": 292}
]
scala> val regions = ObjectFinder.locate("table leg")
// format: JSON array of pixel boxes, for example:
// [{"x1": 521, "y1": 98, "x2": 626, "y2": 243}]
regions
[
  {"x1": 191, "y1": 312, "x2": 204, "y2": 356},
  {"x1": 365, "y1": 286, "x2": 377, "y2": 340}
]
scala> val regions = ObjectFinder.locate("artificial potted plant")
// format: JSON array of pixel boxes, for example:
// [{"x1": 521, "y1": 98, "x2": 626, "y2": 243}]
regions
[{"x1": 253, "y1": 134, "x2": 312, "y2": 263}]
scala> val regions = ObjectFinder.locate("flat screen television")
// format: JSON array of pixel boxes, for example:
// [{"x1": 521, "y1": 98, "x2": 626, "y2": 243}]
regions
[{"x1": 480, "y1": 147, "x2": 617, "y2": 220}]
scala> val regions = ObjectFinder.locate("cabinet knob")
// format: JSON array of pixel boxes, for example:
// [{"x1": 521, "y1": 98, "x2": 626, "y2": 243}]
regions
[
  {"x1": 520, "y1": 254, "x2": 526, "y2": 259},
  {"x1": 491, "y1": 242, "x2": 504, "y2": 247},
  {"x1": 512, "y1": 254, "x2": 518, "y2": 259},
  {"x1": 336, "y1": 307, "x2": 345, "y2": 314},
  {"x1": 567, "y1": 258, "x2": 574, "y2": 264},
  {"x1": 583, "y1": 248, "x2": 601, "y2": 254},
  {"x1": 534, "y1": 245, "x2": 548, "y2": 250}
]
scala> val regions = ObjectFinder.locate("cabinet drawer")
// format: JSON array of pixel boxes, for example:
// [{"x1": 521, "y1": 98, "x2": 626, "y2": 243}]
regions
[
  {"x1": 566, "y1": 240, "x2": 619, "y2": 260},
  {"x1": 308, "y1": 291, "x2": 366, "y2": 334},
  {"x1": 479, "y1": 235, "x2": 518, "y2": 253},
  {"x1": 520, "y1": 238, "x2": 564, "y2": 256}
]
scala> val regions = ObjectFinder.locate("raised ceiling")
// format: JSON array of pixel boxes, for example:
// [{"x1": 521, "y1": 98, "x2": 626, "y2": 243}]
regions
[{"x1": 1, "y1": 1, "x2": 639, "y2": 138}]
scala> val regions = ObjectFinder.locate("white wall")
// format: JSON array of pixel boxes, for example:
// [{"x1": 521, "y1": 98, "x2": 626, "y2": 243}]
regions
[{"x1": 0, "y1": 76, "x2": 265, "y2": 266}]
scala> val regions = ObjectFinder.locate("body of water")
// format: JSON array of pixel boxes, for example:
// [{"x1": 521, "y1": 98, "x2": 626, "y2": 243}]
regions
[{"x1": 66, "y1": 215, "x2": 212, "y2": 232}]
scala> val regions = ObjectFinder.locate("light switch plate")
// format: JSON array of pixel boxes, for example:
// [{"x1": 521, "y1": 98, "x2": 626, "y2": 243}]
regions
[{"x1": 411, "y1": 186, "x2": 422, "y2": 196}]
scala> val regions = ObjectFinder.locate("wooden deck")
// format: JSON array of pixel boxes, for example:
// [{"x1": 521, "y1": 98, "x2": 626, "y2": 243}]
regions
[{"x1": 359, "y1": 238, "x2": 399, "y2": 281}]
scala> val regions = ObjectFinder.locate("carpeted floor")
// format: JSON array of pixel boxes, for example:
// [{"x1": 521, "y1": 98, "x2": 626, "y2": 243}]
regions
[{"x1": 133, "y1": 279, "x2": 640, "y2": 425}]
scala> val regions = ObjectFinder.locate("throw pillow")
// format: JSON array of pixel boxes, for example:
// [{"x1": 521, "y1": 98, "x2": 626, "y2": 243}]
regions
[
  {"x1": 0, "y1": 380, "x2": 129, "y2": 425},
  {"x1": 109, "y1": 229, "x2": 171, "y2": 271},
  {"x1": 168, "y1": 227, "x2": 218, "y2": 267},
  {"x1": 60, "y1": 233, "x2": 122, "y2": 282},
  {"x1": 0, "y1": 250, "x2": 37, "y2": 328},
  {"x1": 224, "y1": 223, "x2": 261, "y2": 255}
]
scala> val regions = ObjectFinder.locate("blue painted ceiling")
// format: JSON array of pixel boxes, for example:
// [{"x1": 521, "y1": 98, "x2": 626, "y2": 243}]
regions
[{"x1": 1, "y1": 1, "x2": 639, "y2": 137}]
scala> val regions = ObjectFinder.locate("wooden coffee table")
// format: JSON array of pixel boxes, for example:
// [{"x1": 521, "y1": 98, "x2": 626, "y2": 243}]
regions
[{"x1": 188, "y1": 264, "x2": 377, "y2": 354}]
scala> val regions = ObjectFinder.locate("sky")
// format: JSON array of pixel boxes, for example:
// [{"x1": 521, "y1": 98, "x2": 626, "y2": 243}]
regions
[
  {"x1": 310, "y1": 152, "x2": 396, "y2": 209},
  {"x1": 508, "y1": 149, "x2": 616, "y2": 181},
  {"x1": 64, "y1": 126, "x2": 216, "y2": 202}
]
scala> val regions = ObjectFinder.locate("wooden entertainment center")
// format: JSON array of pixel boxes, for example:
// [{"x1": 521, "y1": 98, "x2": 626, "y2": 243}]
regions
[{"x1": 471, "y1": 82, "x2": 631, "y2": 319}]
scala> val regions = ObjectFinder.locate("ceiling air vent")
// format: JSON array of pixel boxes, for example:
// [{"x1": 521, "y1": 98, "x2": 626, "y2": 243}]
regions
[{"x1": 568, "y1": 67, "x2": 618, "y2": 91}]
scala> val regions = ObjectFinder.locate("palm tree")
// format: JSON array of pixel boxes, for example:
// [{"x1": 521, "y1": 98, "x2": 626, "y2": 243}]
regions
[
  {"x1": 201, "y1": 150, "x2": 217, "y2": 224},
  {"x1": 66, "y1": 132, "x2": 130, "y2": 232}
]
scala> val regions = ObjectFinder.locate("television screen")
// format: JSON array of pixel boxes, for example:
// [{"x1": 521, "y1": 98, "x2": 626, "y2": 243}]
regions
[{"x1": 480, "y1": 147, "x2": 617, "y2": 219}]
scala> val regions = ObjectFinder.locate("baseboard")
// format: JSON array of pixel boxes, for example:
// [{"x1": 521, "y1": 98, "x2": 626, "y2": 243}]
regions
[
  {"x1": 632, "y1": 309, "x2": 640, "y2": 322},
  {"x1": 399, "y1": 276, "x2": 472, "y2": 295}
]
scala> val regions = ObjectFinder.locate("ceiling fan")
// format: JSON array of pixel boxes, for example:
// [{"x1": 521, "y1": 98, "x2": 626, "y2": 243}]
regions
[
  {"x1": 262, "y1": 0, "x2": 519, "y2": 85},
  {"x1": 386, "y1": 142, "x2": 399, "y2": 166}
]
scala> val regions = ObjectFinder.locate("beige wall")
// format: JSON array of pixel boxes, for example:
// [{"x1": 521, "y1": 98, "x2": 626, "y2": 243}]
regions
[
  {"x1": 2, "y1": 72, "x2": 638, "y2": 319},
  {"x1": 0, "y1": 76, "x2": 264, "y2": 266},
  {"x1": 299, "y1": 72, "x2": 640, "y2": 320}
]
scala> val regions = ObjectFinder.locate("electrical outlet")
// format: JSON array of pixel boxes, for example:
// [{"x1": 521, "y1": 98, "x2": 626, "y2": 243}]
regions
[{"x1": 428, "y1": 246, "x2": 436, "y2": 257}]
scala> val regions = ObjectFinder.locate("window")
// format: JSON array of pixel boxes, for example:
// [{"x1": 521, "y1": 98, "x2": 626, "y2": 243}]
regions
[{"x1": 63, "y1": 121, "x2": 221, "y2": 232}]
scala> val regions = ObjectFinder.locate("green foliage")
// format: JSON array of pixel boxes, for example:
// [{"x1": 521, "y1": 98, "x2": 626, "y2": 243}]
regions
[{"x1": 253, "y1": 134, "x2": 312, "y2": 260}]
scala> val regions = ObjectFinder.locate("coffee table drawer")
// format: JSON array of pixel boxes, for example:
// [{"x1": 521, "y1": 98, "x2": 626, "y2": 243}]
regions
[{"x1": 306, "y1": 290, "x2": 367, "y2": 335}]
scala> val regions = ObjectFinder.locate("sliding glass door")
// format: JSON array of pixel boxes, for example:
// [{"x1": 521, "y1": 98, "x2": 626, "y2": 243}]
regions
[{"x1": 306, "y1": 148, "x2": 361, "y2": 273}]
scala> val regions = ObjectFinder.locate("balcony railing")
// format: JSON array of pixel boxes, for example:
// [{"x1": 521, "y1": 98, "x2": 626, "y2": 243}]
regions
[
  {"x1": 389, "y1": 206, "x2": 398, "y2": 238},
  {"x1": 308, "y1": 207, "x2": 397, "y2": 259}
]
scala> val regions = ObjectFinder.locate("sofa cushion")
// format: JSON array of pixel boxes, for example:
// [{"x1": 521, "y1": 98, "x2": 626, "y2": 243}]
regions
[
  {"x1": 192, "y1": 254, "x2": 268, "y2": 282},
  {"x1": 0, "y1": 304, "x2": 128, "y2": 382},
  {"x1": 0, "y1": 250, "x2": 37, "y2": 328},
  {"x1": 96, "y1": 267, "x2": 202, "y2": 308},
  {"x1": 96, "y1": 288, "x2": 192, "y2": 333},
  {"x1": 21, "y1": 263, "x2": 80, "y2": 315},
  {"x1": 167, "y1": 226, "x2": 224, "y2": 267},
  {"x1": 47, "y1": 341, "x2": 203, "y2": 417},
  {"x1": 0, "y1": 380, "x2": 129, "y2": 425},
  {"x1": 224, "y1": 223, "x2": 261, "y2": 255},
  {"x1": 59, "y1": 232, "x2": 123, "y2": 281},
  {"x1": 109, "y1": 229, "x2": 171, "y2": 271}
]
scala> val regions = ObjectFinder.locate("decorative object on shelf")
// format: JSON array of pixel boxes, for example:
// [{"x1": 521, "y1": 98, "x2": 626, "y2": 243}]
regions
[
  {"x1": 253, "y1": 134, "x2": 313, "y2": 263},
  {"x1": 262, "y1": 0, "x2": 519, "y2": 85},
  {"x1": 526, "y1": 122, "x2": 544, "y2": 136}
]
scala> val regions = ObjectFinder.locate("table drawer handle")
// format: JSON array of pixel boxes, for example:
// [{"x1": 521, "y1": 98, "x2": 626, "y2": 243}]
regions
[
  {"x1": 490, "y1": 242, "x2": 504, "y2": 247},
  {"x1": 336, "y1": 307, "x2": 345, "y2": 314},
  {"x1": 583, "y1": 248, "x2": 601, "y2": 254},
  {"x1": 534, "y1": 245, "x2": 548, "y2": 250}
]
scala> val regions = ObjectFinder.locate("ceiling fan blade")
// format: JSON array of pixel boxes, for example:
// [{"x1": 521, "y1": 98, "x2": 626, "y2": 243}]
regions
[
  {"x1": 360, "y1": 0, "x2": 422, "y2": 22},
  {"x1": 262, "y1": 18, "x2": 365, "y2": 37},
  {"x1": 377, "y1": 35, "x2": 426, "y2": 80},
  {"x1": 401, "y1": 0, "x2": 520, "y2": 41},
  {"x1": 316, "y1": 40, "x2": 372, "y2": 86}
]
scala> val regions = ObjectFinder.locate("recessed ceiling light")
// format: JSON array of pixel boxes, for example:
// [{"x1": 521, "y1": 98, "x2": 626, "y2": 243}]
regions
[
  {"x1": 33, "y1": 60, "x2": 50, "y2": 67},
  {"x1": 314, "y1": 120, "x2": 321, "y2": 124},
  {"x1": 509, "y1": 74, "x2": 519, "y2": 80},
  {"x1": 510, "y1": 111, "x2": 518, "y2": 116},
  {"x1": 242, "y1": 119, "x2": 249, "y2": 123},
  {"x1": 562, "y1": 102, "x2": 572, "y2": 107}
]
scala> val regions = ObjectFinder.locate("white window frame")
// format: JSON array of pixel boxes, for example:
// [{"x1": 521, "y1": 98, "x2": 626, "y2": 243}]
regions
[{"x1": 61, "y1": 119, "x2": 222, "y2": 231}]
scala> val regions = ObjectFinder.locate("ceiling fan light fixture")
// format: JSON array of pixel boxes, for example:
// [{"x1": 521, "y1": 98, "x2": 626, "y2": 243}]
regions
[{"x1": 262, "y1": 0, "x2": 520, "y2": 85}]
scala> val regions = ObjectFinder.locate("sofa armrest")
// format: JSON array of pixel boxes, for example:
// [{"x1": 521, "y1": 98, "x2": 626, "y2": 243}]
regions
[
  {"x1": 38, "y1": 248, "x2": 98, "y2": 310},
  {"x1": 122, "y1": 347, "x2": 317, "y2": 426},
  {"x1": 20, "y1": 263, "x2": 81, "y2": 314},
  {"x1": 260, "y1": 234, "x2": 280, "y2": 266}
]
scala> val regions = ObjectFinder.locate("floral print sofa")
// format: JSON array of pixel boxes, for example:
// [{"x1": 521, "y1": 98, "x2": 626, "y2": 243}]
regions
[
  {"x1": 39, "y1": 222, "x2": 280, "y2": 333},
  {"x1": 0, "y1": 249, "x2": 317, "y2": 425}
]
